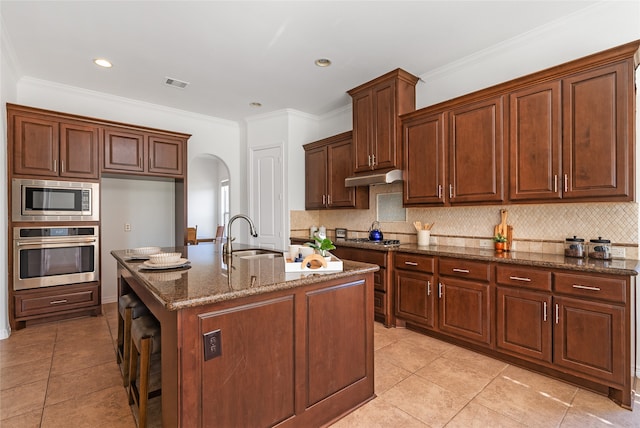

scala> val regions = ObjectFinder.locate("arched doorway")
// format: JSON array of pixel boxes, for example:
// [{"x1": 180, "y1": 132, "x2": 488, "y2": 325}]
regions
[{"x1": 188, "y1": 154, "x2": 230, "y2": 241}]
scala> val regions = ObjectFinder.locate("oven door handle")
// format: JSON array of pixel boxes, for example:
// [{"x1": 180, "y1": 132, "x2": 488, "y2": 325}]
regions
[{"x1": 15, "y1": 238, "x2": 98, "y2": 247}]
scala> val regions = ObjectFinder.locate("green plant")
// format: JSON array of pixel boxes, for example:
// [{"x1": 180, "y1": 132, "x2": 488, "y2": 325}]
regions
[
  {"x1": 308, "y1": 234, "x2": 336, "y2": 257},
  {"x1": 493, "y1": 233, "x2": 507, "y2": 243}
]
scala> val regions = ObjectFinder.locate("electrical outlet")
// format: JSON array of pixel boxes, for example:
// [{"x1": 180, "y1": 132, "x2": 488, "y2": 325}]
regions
[
  {"x1": 479, "y1": 239, "x2": 493, "y2": 249},
  {"x1": 610, "y1": 247, "x2": 626, "y2": 259},
  {"x1": 124, "y1": 223, "x2": 131, "y2": 232},
  {"x1": 203, "y1": 329, "x2": 222, "y2": 361}
]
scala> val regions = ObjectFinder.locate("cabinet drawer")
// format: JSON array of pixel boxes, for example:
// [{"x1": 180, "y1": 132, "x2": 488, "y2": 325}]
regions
[
  {"x1": 439, "y1": 258, "x2": 490, "y2": 282},
  {"x1": 374, "y1": 290, "x2": 386, "y2": 315},
  {"x1": 394, "y1": 252, "x2": 435, "y2": 273},
  {"x1": 373, "y1": 268, "x2": 386, "y2": 292},
  {"x1": 496, "y1": 265, "x2": 551, "y2": 291},
  {"x1": 15, "y1": 283, "x2": 100, "y2": 318},
  {"x1": 333, "y1": 247, "x2": 387, "y2": 268},
  {"x1": 553, "y1": 273, "x2": 626, "y2": 303}
]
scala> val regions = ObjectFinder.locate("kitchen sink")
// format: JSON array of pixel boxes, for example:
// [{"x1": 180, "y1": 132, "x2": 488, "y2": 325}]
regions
[{"x1": 232, "y1": 249, "x2": 284, "y2": 260}]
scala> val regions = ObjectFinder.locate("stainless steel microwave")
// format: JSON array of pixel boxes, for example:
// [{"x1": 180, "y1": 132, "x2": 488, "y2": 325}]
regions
[{"x1": 12, "y1": 178, "x2": 99, "y2": 222}]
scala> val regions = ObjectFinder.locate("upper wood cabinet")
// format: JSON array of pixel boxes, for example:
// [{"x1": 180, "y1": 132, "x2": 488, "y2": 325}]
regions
[
  {"x1": 304, "y1": 132, "x2": 368, "y2": 210},
  {"x1": 348, "y1": 69, "x2": 418, "y2": 173},
  {"x1": 9, "y1": 107, "x2": 99, "y2": 180},
  {"x1": 402, "y1": 40, "x2": 639, "y2": 207},
  {"x1": 402, "y1": 96, "x2": 505, "y2": 206},
  {"x1": 102, "y1": 127, "x2": 185, "y2": 177}
]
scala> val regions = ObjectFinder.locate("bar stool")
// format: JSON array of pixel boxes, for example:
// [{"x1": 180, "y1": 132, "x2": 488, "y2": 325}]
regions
[
  {"x1": 128, "y1": 314, "x2": 161, "y2": 428},
  {"x1": 117, "y1": 293, "x2": 149, "y2": 386}
]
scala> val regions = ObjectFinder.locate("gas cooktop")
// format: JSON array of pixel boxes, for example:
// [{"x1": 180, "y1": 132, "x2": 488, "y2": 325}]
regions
[{"x1": 342, "y1": 238, "x2": 401, "y2": 247}]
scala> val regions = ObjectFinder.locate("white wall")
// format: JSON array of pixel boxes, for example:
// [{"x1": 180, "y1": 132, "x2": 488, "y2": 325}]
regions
[{"x1": 189, "y1": 155, "x2": 230, "y2": 239}]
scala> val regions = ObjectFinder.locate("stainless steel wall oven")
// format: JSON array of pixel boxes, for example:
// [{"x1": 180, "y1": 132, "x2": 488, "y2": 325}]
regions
[{"x1": 13, "y1": 226, "x2": 99, "y2": 290}]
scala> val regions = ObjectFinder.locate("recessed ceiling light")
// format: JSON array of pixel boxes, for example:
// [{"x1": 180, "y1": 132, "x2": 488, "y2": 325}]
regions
[
  {"x1": 249, "y1": 102, "x2": 262, "y2": 108},
  {"x1": 314, "y1": 58, "x2": 332, "y2": 67},
  {"x1": 93, "y1": 58, "x2": 112, "y2": 68}
]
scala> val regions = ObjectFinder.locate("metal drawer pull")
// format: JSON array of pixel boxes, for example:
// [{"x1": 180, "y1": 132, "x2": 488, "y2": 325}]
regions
[
  {"x1": 427, "y1": 281, "x2": 431, "y2": 296},
  {"x1": 572, "y1": 284, "x2": 601, "y2": 291},
  {"x1": 452, "y1": 268, "x2": 469, "y2": 273},
  {"x1": 555, "y1": 303, "x2": 559, "y2": 324},
  {"x1": 543, "y1": 302, "x2": 547, "y2": 322},
  {"x1": 50, "y1": 299, "x2": 68, "y2": 305},
  {"x1": 509, "y1": 276, "x2": 531, "y2": 282},
  {"x1": 438, "y1": 282, "x2": 443, "y2": 298},
  {"x1": 404, "y1": 261, "x2": 418, "y2": 266}
]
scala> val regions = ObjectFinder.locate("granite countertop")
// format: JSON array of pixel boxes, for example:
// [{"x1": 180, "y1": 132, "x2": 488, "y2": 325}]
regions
[
  {"x1": 291, "y1": 236, "x2": 640, "y2": 276},
  {"x1": 111, "y1": 243, "x2": 379, "y2": 311}
]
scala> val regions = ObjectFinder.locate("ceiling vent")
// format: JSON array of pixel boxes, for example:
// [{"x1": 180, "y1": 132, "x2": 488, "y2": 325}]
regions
[{"x1": 164, "y1": 77, "x2": 189, "y2": 89}]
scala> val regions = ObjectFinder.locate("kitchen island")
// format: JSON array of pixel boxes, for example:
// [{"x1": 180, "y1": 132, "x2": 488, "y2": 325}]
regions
[{"x1": 112, "y1": 243, "x2": 378, "y2": 427}]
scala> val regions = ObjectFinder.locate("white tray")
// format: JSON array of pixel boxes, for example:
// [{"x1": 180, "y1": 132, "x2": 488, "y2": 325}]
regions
[{"x1": 285, "y1": 253, "x2": 343, "y2": 273}]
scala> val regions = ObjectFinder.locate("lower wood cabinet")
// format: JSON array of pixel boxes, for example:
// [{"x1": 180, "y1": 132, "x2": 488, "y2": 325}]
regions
[
  {"x1": 14, "y1": 282, "x2": 101, "y2": 321},
  {"x1": 394, "y1": 253, "x2": 435, "y2": 328}
]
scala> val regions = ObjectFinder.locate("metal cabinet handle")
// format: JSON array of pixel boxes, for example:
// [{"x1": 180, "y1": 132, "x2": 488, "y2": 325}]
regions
[
  {"x1": 564, "y1": 174, "x2": 568, "y2": 192},
  {"x1": 371, "y1": 153, "x2": 375, "y2": 167},
  {"x1": 53, "y1": 159, "x2": 57, "y2": 172},
  {"x1": 553, "y1": 174, "x2": 558, "y2": 193},
  {"x1": 437, "y1": 184, "x2": 442, "y2": 199},
  {"x1": 452, "y1": 268, "x2": 469, "y2": 273},
  {"x1": 438, "y1": 282, "x2": 443, "y2": 298},
  {"x1": 509, "y1": 276, "x2": 531, "y2": 282},
  {"x1": 449, "y1": 184, "x2": 453, "y2": 199},
  {"x1": 327, "y1": 194, "x2": 331, "y2": 205},
  {"x1": 404, "y1": 261, "x2": 418, "y2": 266},
  {"x1": 61, "y1": 160, "x2": 65, "y2": 173},
  {"x1": 50, "y1": 299, "x2": 68, "y2": 305},
  {"x1": 543, "y1": 301, "x2": 547, "y2": 322},
  {"x1": 322, "y1": 195, "x2": 326, "y2": 205},
  {"x1": 555, "y1": 303, "x2": 559, "y2": 324},
  {"x1": 572, "y1": 284, "x2": 601, "y2": 291},
  {"x1": 427, "y1": 281, "x2": 431, "y2": 296},
  {"x1": 368, "y1": 154, "x2": 372, "y2": 167}
]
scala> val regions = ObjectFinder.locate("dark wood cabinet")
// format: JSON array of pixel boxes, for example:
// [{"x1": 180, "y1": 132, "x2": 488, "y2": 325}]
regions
[
  {"x1": 394, "y1": 253, "x2": 436, "y2": 328},
  {"x1": 562, "y1": 62, "x2": 632, "y2": 200},
  {"x1": 437, "y1": 258, "x2": 492, "y2": 346},
  {"x1": 348, "y1": 69, "x2": 418, "y2": 173},
  {"x1": 402, "y1": 112, "x2": 447, "y2": 205},
  {"x1": 14, "y1": 282, "x2": 101, "y2": 320},
  {"x1": 103, "y1": 127, "x2": 185, "y2": 177},
  {"x1": 304, "y1": 132, "x2": 368, "y2": 210},
  {"x1": 331, "y1": 246, "x2": 392, "y2": 326},
  {"x1": 509, "y1": 81, "x2": 562, "y2": 201},
  {"x1": 10, "y1": 109, "x2": 99, "y2": 180}
]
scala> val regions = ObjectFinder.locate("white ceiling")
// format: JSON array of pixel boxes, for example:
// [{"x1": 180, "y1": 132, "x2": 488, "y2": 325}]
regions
[{"x1": 1, "y1": 1, "x2": 602, "y2": 122}]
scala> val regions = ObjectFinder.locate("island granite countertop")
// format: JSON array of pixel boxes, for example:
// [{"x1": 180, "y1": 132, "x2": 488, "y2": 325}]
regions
[
  {"x1": 291, "y1": 235, "x2": 640, "y2": 276},
  {"x1": 112, "y1": 242, "x2": 379, "y2": 311}
]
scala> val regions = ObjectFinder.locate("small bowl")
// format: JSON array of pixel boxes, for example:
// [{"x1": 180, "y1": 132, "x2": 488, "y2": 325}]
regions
[
  {"x1": 148, "y1": 252, "x2": 181, "y2": 265},
  {"x1": 132, "y1": 246, "x2": 161, "y2": 256}
]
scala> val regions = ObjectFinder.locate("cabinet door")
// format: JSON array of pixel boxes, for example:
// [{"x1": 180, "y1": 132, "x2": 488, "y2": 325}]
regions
[
  {"x1": 327, "y1": 139, "x2": 355, "y2": 208},
  {"x1": 562, "y1": 62, "x2": 631, "y2": 199},
  {"x1": 403, "y1": 112, "x2": 447, "y2": 205},
  {"x1": 449, "y1": 96, "x2": 504, "y2": 204},
  {"x1": 553, "y1": 296, "x2": 624, "y2": 384},
  {"x1": 102, "y1": 128, "x2": 145, "y2": 173},
  {"x1": 305, "y1": 146, "x2": 328, "y2": 209},
  {"x1": 148, "y1": 134, "x2": 184, "y2": 176},
  {"x1": 496, "y1": 287, "x2": 552, "y2": 363},
  {"x1": 438, "y1": 277, "x2": 491, "y2": 345},
  {"x1": 509, "y1": 81, "x2": 561, "y2": 201},
  {"x1": 371, "y1": 80, "x2": 396, "y2": 170},
  {"x1": 395, "y1": 270, "x2": 435, "y2": 328},
  {"x1": 13, "y1": 115, "x2": 59, "y2": 177},
  {"x1": 60, "y1": 123, "x2": 99, "y2": 179},
  {"x1": 352, "y1": 90, "x2": 373, "y2": 172}
]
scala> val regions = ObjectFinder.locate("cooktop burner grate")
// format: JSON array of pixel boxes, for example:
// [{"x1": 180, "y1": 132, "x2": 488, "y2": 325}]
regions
[{"x1": 343, "y1": 238, "x2": 401, "y2": 246}]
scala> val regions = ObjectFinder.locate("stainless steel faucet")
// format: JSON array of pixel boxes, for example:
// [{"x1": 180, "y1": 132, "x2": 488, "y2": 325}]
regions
[{"x1": 224, "y1": 214, "x2": 258, "y2": 255}]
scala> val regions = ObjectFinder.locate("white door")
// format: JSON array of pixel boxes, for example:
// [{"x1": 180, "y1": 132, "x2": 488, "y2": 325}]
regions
[{"x1": 249, "y1": 145, "x2": 284, "y2": 250}]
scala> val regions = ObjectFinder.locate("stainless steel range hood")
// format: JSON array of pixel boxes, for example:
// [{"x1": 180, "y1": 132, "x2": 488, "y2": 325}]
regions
[{"x1": 344, "y1": 169, "x2": 403, "y2": 187}]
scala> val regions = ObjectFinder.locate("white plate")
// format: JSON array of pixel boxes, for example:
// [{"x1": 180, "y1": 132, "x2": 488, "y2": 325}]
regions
[{"x1": 141, "y1": 258, "x2": 190, "y2": 270}]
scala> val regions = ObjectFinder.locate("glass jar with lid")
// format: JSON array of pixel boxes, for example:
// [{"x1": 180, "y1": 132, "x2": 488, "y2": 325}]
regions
[
  {"x1": 589, "y1": 237, "x2": 612, "y2": 260},
  {"x1": 564, "y1": 236, "x2": 585, "y2": 258}
]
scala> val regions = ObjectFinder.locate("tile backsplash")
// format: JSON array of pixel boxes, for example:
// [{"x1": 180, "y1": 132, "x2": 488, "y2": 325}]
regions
[{"x1": 291, "y1": 182, "x2": 640, "y2": 260}]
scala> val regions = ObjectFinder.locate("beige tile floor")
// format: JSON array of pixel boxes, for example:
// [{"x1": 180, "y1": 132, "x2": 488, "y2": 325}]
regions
[{"x1": 1, "y1": 303, "x2": 639, "y2": 427}]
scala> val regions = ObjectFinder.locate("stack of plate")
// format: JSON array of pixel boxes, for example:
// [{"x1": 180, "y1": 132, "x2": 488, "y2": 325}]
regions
[{"x1": 142, "y1": 252, "x2": 190, "y2": 270}]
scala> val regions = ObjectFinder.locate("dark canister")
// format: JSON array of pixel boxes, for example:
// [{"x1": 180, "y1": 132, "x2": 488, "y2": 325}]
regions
[
  {"x1": 589, "y1": 237, "x2": 612, "y2": 260},
  {"x1": 564, "y1": 236, "x2": 585, "y2": 258}
]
